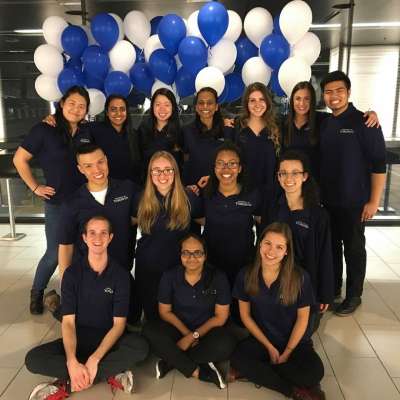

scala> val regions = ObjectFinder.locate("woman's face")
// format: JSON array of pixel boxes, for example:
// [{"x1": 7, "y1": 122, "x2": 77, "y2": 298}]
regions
[
  {"x1": 260, "y1": 231, "x2": 288, "y2": 268},
  {"x1": 181, "y1": 237, "x2": 206, "y2": 272},
  {"x1": 247, "y1": 90, "x2": 267, "y2": 118},
  {"x1": 293, "y1": 88, "x2": 311, "y2": 117},
  {"x1": 150, "y1": 156, "x2": 175, "y2": 195},
  {"x1": 153, "y1": 94, "x2": 173, "y2": 123},
  {"x1": 107, "y1": 98, "x2": 127, "y2": 130},
  {"x1": 61, "y1": 92, "x2": 87, "y2": 125},
  {"x1": 195, "y1": 90, "x2": 218, "y2": 121},
  {"x1": 277, "y1": 159, "x2": 307, "y2": 196},
  {"x1": 214, "y1": 150, "x2": 241, "y2": 186}
]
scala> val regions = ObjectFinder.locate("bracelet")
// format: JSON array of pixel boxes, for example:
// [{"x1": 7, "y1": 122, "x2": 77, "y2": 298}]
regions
[{"x1": 32, "y1": 184, "x2": 39, "y2": 193}]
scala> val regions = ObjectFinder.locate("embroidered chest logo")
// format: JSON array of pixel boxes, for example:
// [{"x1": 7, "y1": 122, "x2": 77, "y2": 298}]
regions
[
  {"x1": 295, "y1": 220, "x2": 309, "y2": 229},
  {"x1": 235, "y1": 200, "x2": 252, "y2": 207},
  {"x1": 80, "y1": 138, "x2": 91, "y2": 143},
  {"x1": 339, "y1": 128, "x2": 354, "y2": 135},
  {"x1": 113, "y1": 195, "x2": 128, "y2": 203},
  {"x1": 104, "y1": 287, "x2": 114, "y2": 294}
]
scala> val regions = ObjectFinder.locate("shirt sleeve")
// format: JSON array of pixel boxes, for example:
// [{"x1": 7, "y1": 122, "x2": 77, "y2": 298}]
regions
[
  {"x1": 131, "y1": 190, "x2": 143, "y2": 218},
  {"x1": 215, "y1": 270, "x2": 231, "y2": 305},
  {"x1": 158, "y1": 270, "x2": 174, "y2": 304},
  {"x1": 362, "y1": 125, "x2": 386, "y2": 173},
  {"x1": 21, "y1": 123, "x2": 46, "y2": 156},
  {"x1": 297, "y1": 270, "x2": 315, "y2": 309},
  {"x1": 57, "y1": 200, "x2": 78, "y2": 245},
  {"x1": 61, "y1": 267, "x2": 78, "y2": 316},
  {"x1": 232, "y1": 268, "x2": 250, "y2": 302},
  {"x1": 187, "y1": 190, "x2": 204, "y2": 219},
  {"x1": 113, "y1": 267, "x2": 130, "y2": 318}
]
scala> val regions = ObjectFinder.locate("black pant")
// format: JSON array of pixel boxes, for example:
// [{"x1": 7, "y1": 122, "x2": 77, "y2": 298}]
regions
[
  {"x1": 25, "y1": 331, "x2": 149, "y2": 382},
  {"x1": 230, "y1": 336, "x2": 324, "y2": 397},
  {"x1": 142, "y1": 320, "x2": 237, "y2": 378},
  {"x1": 325, "y1": 205, "x2": 366, "y2": 298}
]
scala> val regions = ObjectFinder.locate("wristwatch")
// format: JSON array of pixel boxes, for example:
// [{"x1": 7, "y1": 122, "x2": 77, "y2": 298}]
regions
[{"x1": 192, "y1": 331, "x2": 200, "y2": 339}]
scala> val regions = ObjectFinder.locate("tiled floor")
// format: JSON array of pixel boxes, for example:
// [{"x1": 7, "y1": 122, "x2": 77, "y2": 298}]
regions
[{"x1": 0, "y1": 224, "x2": 399, "y2": 399}]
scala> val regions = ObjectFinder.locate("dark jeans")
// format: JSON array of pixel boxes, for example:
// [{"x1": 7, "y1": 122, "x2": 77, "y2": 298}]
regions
[
  {"x1": 25, "y1": 330, "x2": 149, "y2": 381},
  {"x1": 325, "y1": 205, "x2": 366, "y2": 298},
  {"x1": 230, "y1": 336, "x2": 324, "y2": 397},
  {"x1": 142, "y1": 320, "x2": 237, "y2": 378},
  {"x1": 32, "y1": 202, "x2": 62, "y2": 292}
]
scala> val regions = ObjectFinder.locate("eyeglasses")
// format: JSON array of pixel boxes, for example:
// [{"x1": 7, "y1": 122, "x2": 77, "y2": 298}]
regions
[
  {"x1": 215, "y1": 160, "x2": 240, "y2": 169},
  {"x1": 181, "y1": 250, "x2": 205, "y2": 259},
  {"x1": 277, "y1": 171, "x2": 304, "y2": 179},
  {"x1": 150, "y1": 168, "x2": 175, "y2": 176}
]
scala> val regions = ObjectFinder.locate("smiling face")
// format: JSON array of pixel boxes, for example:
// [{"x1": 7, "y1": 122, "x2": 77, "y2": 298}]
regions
[
  {"x1": 150, "y1": 156, "x2": 175, "y2": 196},
  {"x1": 195, "y1": 90, "x2": 218, "y2": 123},
  {"x1": 260, "y1": 231, "x2": 287, "y2": 269},
  {"x1": 61, "y1": 92, "x2": 88, "y2": 126},
  {"x1": 180, "y1": 236, "x2": 206, "y2": 273},
  {"x1": 106, "y1": 98, "x2": 127, "y2": 131},
  {"x1": 247, "y1": 90, "x2": 267, "y2": 118},
  {"x1": 77, "y1": 149, "x2": 109, "y2": 188},
  {"x1": 323, "y1": 80, "x2": 350, "y2": 116},
  {"x1": 277, "y1": 159, "x2": 307, "y2": 197},
  {"x1": 82, "y1": 218, "x2": 113, "y2": 256},
  {"x1": 293, "y1": 88, "x2": 311, "y2": 117},
  {"x1": 214, "y1": 150, "x2": 242, "y2": 187},
  {"x1": 153, "y1": 94, "x2": 173, "y2": 124}
]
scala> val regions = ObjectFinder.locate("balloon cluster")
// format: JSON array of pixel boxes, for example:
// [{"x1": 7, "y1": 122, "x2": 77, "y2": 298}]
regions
[{"x1": 33, "y1": 0, "x2": 320, "y2": 115}]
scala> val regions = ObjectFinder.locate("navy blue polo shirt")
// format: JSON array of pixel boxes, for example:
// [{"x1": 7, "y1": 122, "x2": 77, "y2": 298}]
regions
[
  {"x1": 58, "y1": 179, "x2": 139, "y2": 269},
  {"x1": 158, "y1": 265, "x2": 231, "y2": 331},
  {"x1": 202, "y1": 189, "x2": 261, "y2": 284},
  {"x1": 319, "y1": 103, "x2": 386, "y2": 207},
  {"x1": 182, "y1": 121, "x2": 235, "y2": 185},
  {"x1": 233, "y1": 267, "x2": 314, "y2": 351},
  {"x1": 263, "y1": 193, "x2": 334, "y2": 305},
  {"x1": 61, "y1": 256, "x2": 130, "y2": 335},
  {"x1": 235, "y1": 126, "x2": 276, "y2": 191},
  {"x1": 21, "y1": 122, "x2": 92, "y2": 204}
]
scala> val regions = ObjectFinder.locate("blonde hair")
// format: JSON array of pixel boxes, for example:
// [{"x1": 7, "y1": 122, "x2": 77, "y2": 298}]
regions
[{"x1": 137, "y1": 151, "x2": 191, "y2": 234}]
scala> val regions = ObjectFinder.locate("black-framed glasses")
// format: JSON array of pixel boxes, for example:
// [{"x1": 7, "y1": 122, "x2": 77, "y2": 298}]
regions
[
  {"x1": 215, "y1": 160, "x2": 240, "y2": 169},
  {"x1": 150, "y1": 168, "x2": 175, "y2": 176},
  {"x1": 181, "y1": 250, "x2": 205, "y2": 259},
  {"x1": 277, "y1": 171, "x2": 304, "y2": 179}
]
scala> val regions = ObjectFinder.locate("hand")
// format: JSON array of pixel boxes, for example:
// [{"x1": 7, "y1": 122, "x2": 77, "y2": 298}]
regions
[
  {"x1": 42, "y1": 114, "x2": 56, "y2": 127},
  {"x1": 177, "y1": 333, "x2": 195, "y2": 351},
  {"x1": 34, "y1": 185, "x2": 56, "y2": 200},
  {"x1": 186, "y1": 185, "x2": 200, "y2": 196},
  {"x1": 85, "y1": 355, "x2": 99, "y2": 385},
  {"x1": 266, "y1": 345, "x2": 280, "y2": 364},
  {"x1": 67, "y1": 359, "x2": 90, "y2": 392},
  {"x1": 223, "y1": 118, "x2": 235, "y2": 128},
  {"x1": 361, "y1": 201, "x2": 379, "y2": 222},
  {"x1": 277, "y1": 350, "x2": 291, "y2": 364},
  {"x1": 320, "y1": 303, "x2": 329, "y2": 313},
  {"x1": 363, "y1": 111, "x2": 380, "y2": 128},
  {"x1": 197, "y1": 176, "x2": 210, "y2": 189}
]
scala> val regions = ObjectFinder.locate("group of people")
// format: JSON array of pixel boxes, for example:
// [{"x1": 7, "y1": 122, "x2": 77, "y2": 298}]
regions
[{"x1": 12, "y1": 69, "x2": 386, "y2": 400}]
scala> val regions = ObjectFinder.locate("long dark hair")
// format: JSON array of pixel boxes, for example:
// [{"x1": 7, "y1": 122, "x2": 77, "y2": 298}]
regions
[
  {"x1": 104, "y1": 94, "x2": 129, "y2": 131},
  {"x1": 194, "y1": 87, "x2": 225, "y2": 139},
  {"x1": 54, "y1": 85, "x2": 90, "y2": 145},
  {"x1": 278, "y1": 149, "x2": 320, "y2": 208},
  {"x1": 286, "y1": 81, "x2": 318, "y2": 146}
]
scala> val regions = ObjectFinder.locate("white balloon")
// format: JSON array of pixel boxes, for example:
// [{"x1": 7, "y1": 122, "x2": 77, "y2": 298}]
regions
[
  {"x1": 241, "y1": 56, "x2": 272, "y2": 86},
  {"x1": 42, "y1": 16, "x2": 68, "y2": 51},
  {"x1": 35, "y1": 74, "x2": 62, "y2": 102},
  {"x1": 278, "y1": 56, "x2": 311, "y2": 96},
  {"x1": 151, "y1": 80, "x2": 176, "y2": 97},
  {"x1": 195, "y1": 66, "x2": 225, "y2": 96},
  {"x1": 87, "y1": 88, "x2": 106, "y2": 116},
  {"x1": 109, "y1": 13, "x2": 124, "y2": 41},
  {"x1": 244, "y1": 7, "x2": 273, "y2": 47},
  {"x1": 34, "y1": 44, "x2": 63, "y2": 77},
  {"x1": 144, "y1": 34, "x2": 163, "y2": 63},
  {"x1": 280, "y1": 0, "x2": 312, "y2": 45},
  {"x1": 208, "y1": 39, "x2": 237, "y2": 74},
  {"x1": 187, "y1": 10, "x2": 206, "y2": 44},
  {"x1": 80, "y1": 24, "x2": 97, "y2": 45},
  {"x1": 109, "y1": 40, "x2": 136, "y2": 73},
  {"x1": 223, "y1": 10, "x2": 242, "y2": 42},
  {"x1": 124, "y1": 10, "x2": 150, "y2": 49},
  {"x1": 292, "y1": 32, "x2": 321, "y2": 65}
]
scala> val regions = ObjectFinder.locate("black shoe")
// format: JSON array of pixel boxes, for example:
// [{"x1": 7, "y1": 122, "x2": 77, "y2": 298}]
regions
[
  {"x1": 156, "y1": 359, "x2": 173, "y2": 379},
  {"x1": 199, "y1": 362, "x2": 226, "y2": 389},
  {"x1": 334, "y1": 297, "x2": 361, "y2": 316},
  {"x1": 30, "y1": 289, "x2": 44, "y2": 315}
]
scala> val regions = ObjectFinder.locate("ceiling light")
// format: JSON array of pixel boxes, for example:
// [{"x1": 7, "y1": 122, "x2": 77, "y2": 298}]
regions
[
  {"x1": 14, "y1": 29, "x2": 43, "y2": 34},
  {"x1": 311, "y1": 24, "x2": 341, "y2": 29},
  {"x1": 353, "y1": 22, "x2": 400, "y2": 28}
]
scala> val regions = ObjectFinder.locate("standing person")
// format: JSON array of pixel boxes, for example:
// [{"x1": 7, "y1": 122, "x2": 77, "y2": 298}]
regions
[
  {"x1": 230, "y1": 223, "x2": 325, "y2": 400},
  {"x1": 142, "y1": 233, "x2": 236, "y2": 389},
  {"x1": 25, "y1": 216, "x2": 149, "y2": 400},
  {"x1": 263, "y1": 150, "x2": 334, "y2": 331},
  {"x1": 13, "y1": 86, "x2": 92, "y2": 314},
  {"x1": 319, "y1": 70, "x2": 386, "y2": 315}
]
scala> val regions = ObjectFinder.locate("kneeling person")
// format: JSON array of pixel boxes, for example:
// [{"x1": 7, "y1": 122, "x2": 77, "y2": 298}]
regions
[{"x1": 25, "y1": 216, "x2": 149, "y2": 399}]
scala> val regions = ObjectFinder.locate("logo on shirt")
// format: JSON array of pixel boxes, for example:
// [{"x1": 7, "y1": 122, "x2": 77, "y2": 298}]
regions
[
  {"x1": 104, "y1": 287, "x2": 114, "y2": 294},
  {"x1": 235, "y1": 200, "x2": 252, "y2": 207},
  {"x1": 339, "y1": 128, "x2": 354, "y2": 135},
  {"x1": 113, "y1": 195, "x2": 129, "y2": 203},
  {"x1": 295, "y1": 220, "x2": 309, "y2": 229},
  {"x1": 80, "y1": 138, "x2": 91, "y2": 143}
]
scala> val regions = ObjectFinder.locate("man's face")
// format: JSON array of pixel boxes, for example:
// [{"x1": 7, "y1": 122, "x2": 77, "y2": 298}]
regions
[
  {"x1": 323, "y1": 80, "x2": 350, "y2": 116},
  {"x1": 77, "y1": 149, "x2": 109, "y2": 186},
  {"x1": 82, "y1": 218, "x2": 113, "y2": 255}
]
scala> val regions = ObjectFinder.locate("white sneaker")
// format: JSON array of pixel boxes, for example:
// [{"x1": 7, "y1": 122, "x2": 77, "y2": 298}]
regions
[
  {"x1": 108, "y1": 370, "x2": 135, "y2": 394},
  {"x1": 28, "y1": 380, "x2": 69, "y2": 400}
]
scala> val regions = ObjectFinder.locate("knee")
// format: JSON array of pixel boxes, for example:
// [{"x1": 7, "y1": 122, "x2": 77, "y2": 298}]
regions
[{"x1": 25, "y1": 347, "x2": 40, "y2": 373}]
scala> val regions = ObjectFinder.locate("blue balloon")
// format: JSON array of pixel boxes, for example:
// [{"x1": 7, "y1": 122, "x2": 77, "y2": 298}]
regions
[
  {"x1": 57, "y1": 68, "x2": 84, "y2": 94},
  {"x1": 84, "y1": 70, "x2": 104, "y2": 90},
  {"x1": 235, "y1": 36, "x2": 258, "y2": 69},
  {"x1": 130, "y1": 62, "x2": 154, "y2": 96},
  {"x1": 198, "y1": 1, "x2": 228, "y2": 47},
  {"x1": 158, "y1": 14, "x2": 186, "y2": 55},
  {"x1": 91, "y1": 13, "x2": 119, "y2": 51},
  {"x1": 260, "y1": 33, "x2": 290, "y2": 70},
  {"x1": 273, "y1": 14, "x2": 282, "y2": 35},
  {"x1": 217, "y1": 84, "x2": 228, "y2": 104},
  {"x1": 270, "y1": 70, "x2": 285, "y2": 97},
  {"x1": 104, "y1": 71, "x2": 132, "y2": 97},
  {"x1": 66, "y1": 57, "x2": 83, "y2": 73},
  {"x1": 61, "y1": 25, "x2": 88, "y2": 58},
  {"x1": 224, "y1": 73, "x2": 245, "y2": 103},
  {"x1": 178, "y1": 36, "x2": 208, "y2": 73},
  {"x1": 82, "y1": 45, "x2": 110, "y2": 80},
  {"x1": 134, "y1": 45, "x2": 145, "y2": 64},
  {"x1": 150, "y1": 16, "x2": 163, "y2": 35},
  {"x1": 175, "y1": 67, "x2": 196, "y2": 98},
  {"x1": 149, "y1": 49, "x2": 177, "y2": 85}
]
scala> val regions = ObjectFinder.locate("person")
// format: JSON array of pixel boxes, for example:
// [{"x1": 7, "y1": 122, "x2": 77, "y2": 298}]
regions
[
  {"x1": 13, "y1": 86, "x2": 92, "y2": 315},
  {"x1": 25, "y1": 216, "x2": 149, "y2": 400},
  {"x1": 230, "y1": 222, "x2": 325, "y2": 400},
  {"x1": 142, "y1": 233, "x2": 236, "y2": 389},
  {"x1": 235, "y1": 82, "x2": 280, "y2": 193},
  {"x1": 319, "y1": 70, "x2": 386, "y2": 316},
  {"x1": 136, "y1": 88, "x2": 182, "y2": 180},
  {"x1": 182, "y1": 87, "x2": 235, "y2": 187},
  {"x1": 134, "y1": 150, "x2": 200, "y2": 321},
  {"x1": 262, "y1": 150, "x2": 334, "y2": 331}
]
